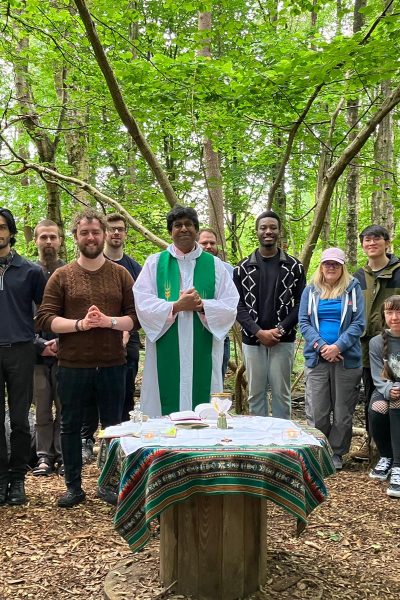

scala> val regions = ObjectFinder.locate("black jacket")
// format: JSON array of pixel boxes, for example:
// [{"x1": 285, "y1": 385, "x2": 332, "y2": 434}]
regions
[
  {"x1": 0, "y1": 252, "x2": 46, "y2": 344},
  {"x1": 233, "y1": 248, "x2": 306, "y2": 345},
  {"x1": 353, "y1": 253, "x2": 400, "y2": 367}
]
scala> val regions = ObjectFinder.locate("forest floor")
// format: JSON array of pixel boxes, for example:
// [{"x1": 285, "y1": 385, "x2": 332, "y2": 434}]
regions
[{"x1": 1, "y1": 403, "x2": 399, "y2": 600}]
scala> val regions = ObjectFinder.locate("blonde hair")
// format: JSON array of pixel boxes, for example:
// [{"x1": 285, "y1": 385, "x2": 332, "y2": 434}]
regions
[{"x1": 311, "y1": 263, "x2": 351, "y2": 299}]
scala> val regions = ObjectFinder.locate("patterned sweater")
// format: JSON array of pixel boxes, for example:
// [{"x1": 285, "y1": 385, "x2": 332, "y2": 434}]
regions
[
  {"x1": 234, "y1": 248, "x2": 306, "y2": 345},
  {"x1": 36, "y1": 260, "x2": 138, "y2": 368}
]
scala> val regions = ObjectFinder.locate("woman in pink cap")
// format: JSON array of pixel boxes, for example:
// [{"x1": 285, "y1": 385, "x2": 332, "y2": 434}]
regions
[{"x1": 299, "y1": 248, "x2": 365, "y2": 471}]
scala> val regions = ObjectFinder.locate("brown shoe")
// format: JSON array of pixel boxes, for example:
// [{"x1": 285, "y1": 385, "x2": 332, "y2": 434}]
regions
[{"x1": 350, "y1": 439, "x2": 370, "y2": 462}]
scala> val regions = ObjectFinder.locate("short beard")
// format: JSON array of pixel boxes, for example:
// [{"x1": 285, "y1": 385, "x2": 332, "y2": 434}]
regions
[
  {"x1": 79, "y1": 241, "x2": 104, "y2": 259},
  {"x1": 0, "y1": 236, "x2": 11, "y2": 251},
  {"x1": 109, "y1": 238, "x2": 123, "y2": 247}
]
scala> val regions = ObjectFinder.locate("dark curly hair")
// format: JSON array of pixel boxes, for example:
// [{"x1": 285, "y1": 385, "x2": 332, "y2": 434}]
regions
[{"x1": 166, "y1": 205, "x2": 199, "y2": 233}]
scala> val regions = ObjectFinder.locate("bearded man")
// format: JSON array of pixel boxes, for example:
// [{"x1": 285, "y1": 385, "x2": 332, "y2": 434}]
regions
[
  {"x1": 36, "y1": 210, "x2": 139, "y2": 508},
  {"x1": 32, "y1": 220, "x2": 65, "y2": 477}
]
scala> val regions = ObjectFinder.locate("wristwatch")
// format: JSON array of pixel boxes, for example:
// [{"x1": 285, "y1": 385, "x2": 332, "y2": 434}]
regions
[{"x1": 110, "y1": 317, "x2": 118, "y2": 329}]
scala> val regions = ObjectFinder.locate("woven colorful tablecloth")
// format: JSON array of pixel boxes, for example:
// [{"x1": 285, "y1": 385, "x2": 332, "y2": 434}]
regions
[{"x1": 98, "y1": 428, "x2": 335, "y2": 553}]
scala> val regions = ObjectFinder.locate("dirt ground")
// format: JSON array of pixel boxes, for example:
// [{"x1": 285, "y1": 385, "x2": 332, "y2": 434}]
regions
[{"x1": 1, "y1": 404, "x2": 399, "y2": 600}]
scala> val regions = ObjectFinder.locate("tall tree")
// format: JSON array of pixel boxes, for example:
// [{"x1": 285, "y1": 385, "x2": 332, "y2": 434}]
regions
[
  {"x1": 371, "y1": 80, "x2": 395, "y2": 234},
  {"x1": 345, "y1": 0, "x2": 366, "y2": 269},
  {"x1": 198, "y1": 10, "x2": 227, "y2": 255}
]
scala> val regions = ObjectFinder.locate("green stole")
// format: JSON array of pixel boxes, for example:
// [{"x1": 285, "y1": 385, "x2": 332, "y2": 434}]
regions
[{"x1": 156, "y1": 250, "x2": 215, "y2": 415}]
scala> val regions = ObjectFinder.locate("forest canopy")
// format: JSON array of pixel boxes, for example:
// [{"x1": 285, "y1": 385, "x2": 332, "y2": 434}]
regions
[{"x1": 0, "y1": 0, "x2": 399, "y2": 271}]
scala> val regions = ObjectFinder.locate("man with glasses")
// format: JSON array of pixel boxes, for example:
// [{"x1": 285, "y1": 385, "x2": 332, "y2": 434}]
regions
[
  {"x1": 352, "y1": 225, "x2": 400, "y2": 460},
  {"x1": 36, "y1": 210, "x2": 139, "y2": 508},
  {"x1": 0, "y1": 208, "x2": 46, "y2": 506}
]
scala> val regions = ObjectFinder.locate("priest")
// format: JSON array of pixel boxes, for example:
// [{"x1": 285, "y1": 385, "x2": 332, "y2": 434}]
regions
[{"x1": 134, "y1": 206, "x2": 239, "y2": 417}]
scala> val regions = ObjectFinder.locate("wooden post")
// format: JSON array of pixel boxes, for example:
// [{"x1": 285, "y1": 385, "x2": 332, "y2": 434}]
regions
[{"x1": 160, "y1": 494, "x2": 268, "y2": 600}]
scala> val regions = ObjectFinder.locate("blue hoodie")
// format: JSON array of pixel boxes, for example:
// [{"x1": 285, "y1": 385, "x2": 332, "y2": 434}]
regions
[{"x1": 299, "y1": 278, "x2": 365, "y2": 369}]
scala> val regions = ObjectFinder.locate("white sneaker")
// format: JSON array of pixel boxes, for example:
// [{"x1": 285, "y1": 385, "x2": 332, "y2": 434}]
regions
[
  {"x1": 332, "y1": 455, "x2": 343, "y2": 470},
  {"x1": 387, "y1": 467, "x2": 400, "y2": 498},
  {"x1": 369, "y1": 457, "x2": 393, "y2": 481}
]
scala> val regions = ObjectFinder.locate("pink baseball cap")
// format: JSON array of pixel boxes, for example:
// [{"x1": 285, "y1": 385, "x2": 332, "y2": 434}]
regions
[{"x1": 320, "y1": 247, "x2": 345, "y2": 265}]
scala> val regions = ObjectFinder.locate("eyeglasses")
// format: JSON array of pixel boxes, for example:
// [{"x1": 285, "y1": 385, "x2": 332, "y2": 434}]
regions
[
  {"x1": 322, "y1": 261, "x2": 342, "y2": 269},
  {"x1": 363, "y1": 236, "x2": 385, "y2": 243},
  {"x1": 107, "y1": 227, "x2": 126, "y2": 233}
]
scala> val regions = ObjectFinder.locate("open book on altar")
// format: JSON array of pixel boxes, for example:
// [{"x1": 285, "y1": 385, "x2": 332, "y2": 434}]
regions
[{"x1": 169, "y1": 403, "x2": 218, "y2": 424}]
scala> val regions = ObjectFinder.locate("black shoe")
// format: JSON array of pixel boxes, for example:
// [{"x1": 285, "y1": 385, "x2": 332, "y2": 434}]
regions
[
  {"x1": 57, "y1": 488, "x2": 86, "y2": 508},
  {"x1": 0, "y1": 481, "x2": 9, "y2": 505},
  {"x1": 7, "y1": 480, "x2": 27, "y2": 506},
  {"x1": 55, "y1": 462, "x2": 65, "y2": 477},
  {"x1": 97, "y1": 485, "x2": 118, "y2": 506}
]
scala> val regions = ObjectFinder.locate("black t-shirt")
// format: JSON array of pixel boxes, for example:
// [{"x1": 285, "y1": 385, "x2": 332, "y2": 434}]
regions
[
  {"x1": 256, "y1": 249, "x2": 280, "y2": 331},
  {"x1": 106, "y1": 253, "x2": 142, "y2": 348}
]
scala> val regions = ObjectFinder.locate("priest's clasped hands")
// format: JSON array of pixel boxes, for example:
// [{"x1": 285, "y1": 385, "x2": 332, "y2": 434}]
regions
[{"x1": 173, "y1": 288, "x2": 204, "y2": 314}]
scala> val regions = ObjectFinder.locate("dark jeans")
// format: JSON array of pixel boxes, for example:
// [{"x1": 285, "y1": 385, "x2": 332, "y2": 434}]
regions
[
  {"x1": 81, "y1": 343, "x2": 139, "y2": 439},
  {"x1": 0, "y1": 342, "x2": 35, "y2": 482},
  {"x1": 369, "y1": 390, "x2": 400, "y2": 466},
  {"x1": 122, "y1": 341, "x2": 139, "y2": 422},
  {"x1": 362, "y1": 367, "x2": 375, "y2": 435},
  {"x1": 58, "y1": 365, "x2": 126, "y2": 490},
  {"x1": 222, "y1": 336, "x2": 230, "y2": 380}
]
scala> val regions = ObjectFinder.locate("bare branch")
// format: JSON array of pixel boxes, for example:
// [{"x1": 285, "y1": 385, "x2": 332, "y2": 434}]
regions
[
  {"x1": 74, "y1": 0, "x2": 178, "y2": 208},
  {"x1": 267, "y1": 83, "x2": 324, "y2": 208},
  {"x1": 265, "y1": 0, "x2": 396, "y2": 207},
  {"x1": 300, "y1": 83, "x2": 400, "y2": 271},
  {"x1": 0, "y1": 133, "x2": 168, "y2": 249}
]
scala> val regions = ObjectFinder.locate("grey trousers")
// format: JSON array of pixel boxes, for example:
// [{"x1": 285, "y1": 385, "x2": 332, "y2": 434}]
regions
[
  {"x1": 242, "y1": 342, "x2": 294, "y2": 419},
  {"x1": 34, "y1": 363, "x2": 62, "y2": 463},
  {"x1": 305, "y1": 361, "x2": 362, "y2": 456}
]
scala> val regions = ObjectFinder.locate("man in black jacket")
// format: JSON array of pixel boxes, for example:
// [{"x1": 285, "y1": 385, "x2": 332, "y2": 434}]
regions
[
  {"x1": 0, "y1": 208, "x2": 46, "y2": 505},
  {"x1": 234, "y1": 210, "x2": 305, "y2": 418}
]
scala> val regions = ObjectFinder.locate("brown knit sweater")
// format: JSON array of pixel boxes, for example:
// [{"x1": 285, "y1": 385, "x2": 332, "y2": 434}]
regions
[{"x1": 36, "y1": 260, "x2": 138, "y2": 368}]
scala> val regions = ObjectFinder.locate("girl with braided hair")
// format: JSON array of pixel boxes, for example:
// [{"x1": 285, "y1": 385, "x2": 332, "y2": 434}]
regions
[{"x1": 369, "y1": 295, "x2": 400, "y2": 497}]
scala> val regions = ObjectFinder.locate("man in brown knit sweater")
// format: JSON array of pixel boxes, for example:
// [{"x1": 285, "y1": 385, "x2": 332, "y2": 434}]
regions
[{"x1": 36, "y1": 210, "x2": 139, "y2": 508}]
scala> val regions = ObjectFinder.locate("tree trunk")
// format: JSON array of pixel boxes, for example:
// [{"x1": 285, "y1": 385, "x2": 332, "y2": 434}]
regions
[
  {"x1": 345, "y1": 0, "x2": 365, "y2": 270},
  {"x1": 13, "y1": 31, "x2": 66, "y2": 256},
  {"x1": 64, "y1": 102, "x2": 90, "y2": 204},
  {"x1": 198, "y1": 11, "x2": 227, "y2": 256},
  {"x1": 300, "y1": 83, "x2": 400, "y2": 272},
  {"x1": 271, "y1": 131, "x2": 287, "y2": 248},
  {"x1": 371, "y1": 80, "x2": 394, "y2": 236},
  {"x1": 315, "y1": 98, "x2": 344, "y2": 249},
  {"x1": 19, "y1": 145, "x2": 33, "y2": 248}
]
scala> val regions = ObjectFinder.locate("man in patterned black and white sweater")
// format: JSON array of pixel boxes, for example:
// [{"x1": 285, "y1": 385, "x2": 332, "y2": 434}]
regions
[{"x1": 234, "y1": 210, "x2": 305, "y2": 419}]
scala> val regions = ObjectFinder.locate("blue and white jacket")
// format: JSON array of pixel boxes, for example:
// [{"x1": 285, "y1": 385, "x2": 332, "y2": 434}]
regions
[{"x1": 299, "y1": 278, "x2": 365, "y2": 369}]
